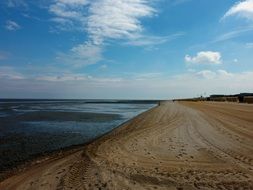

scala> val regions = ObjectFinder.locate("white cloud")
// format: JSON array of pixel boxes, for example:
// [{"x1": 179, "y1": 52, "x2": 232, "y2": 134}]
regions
[
  {"x1": 57, "y1": 42, "x2": 103, "y2": 67},
  {"x1": 49, "y1": 0, "x2": 160, "y2": 66},
  {"x1": 49, "y1": 1, "x2": 87, "y2": 19},
  {"x1": 71, "y1": 43, "x2": 101, "y2": 59},
  {"x1": 223, "y1": 0, "x2": 253, "y2": 21},
  {"x1": 185, "y1": 51, "x2": 222, "y2": 65},
  {"x1": 87, "y1": 0, "x2": 155, "y2": 45},
  {"x1": 5, "y1": 20, "x2": 21, "y2": 31},
  {"x1": 49, "y1": 0, "x2": 90, "y2": 32},
  {"x1": 50, "y1": 0, "x2": 156, "y2": 44},
  {"x1": 50, "y1": 0, "x2": 154, "y2": 40}
]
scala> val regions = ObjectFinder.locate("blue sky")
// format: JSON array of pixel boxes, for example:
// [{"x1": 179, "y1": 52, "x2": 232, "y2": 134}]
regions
[{"x1": 0, "y1": 0, "x2": 253, "y2": 99}]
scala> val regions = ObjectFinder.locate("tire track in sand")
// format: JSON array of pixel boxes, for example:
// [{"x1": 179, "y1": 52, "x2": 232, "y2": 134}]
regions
[{"x1": 1, "y1": 101, "x2": 253, "y2": 189}]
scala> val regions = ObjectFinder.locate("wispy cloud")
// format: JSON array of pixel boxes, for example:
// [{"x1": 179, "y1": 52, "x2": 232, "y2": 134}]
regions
[
  {"x1": 185, "y1": 51, "x2": 222, "y2": 65},
  {"x1": 128, "y1": 72, "x2": 162, "y2": 81},
  {"x1": 213, "y1": 26, "x2": 253, "y2": 43},
  {"x1": 195, "y1": 70, "x2": 233, "y2": 79},
  {"x1": 50, "y1": 0, "x2": 156, "y2": 44},
  {"x1": 49, "y1": 0, "x2": 169, "y2": 66},
  {"x1": 37, "y1": 75, "x2": 122, "y2": 83},
  {"x1": 125, "y1": 33, "x2": 184, "y2": 46},
  {"x1": 246, "y1": 42, "x2": 253, "y2": 48},
  {"x1": 0, "y1": 65, "x2": 122, "y2": 83},
  {"x1": 5, "y1": 20, "x2": 21, "y2": 31},
  {"x1": 99, "y1": 64, "x2": 108, "y2": 70},
  {"x1": 0, "y1": 66, "x2": 24, "y2": 80},
  {"x1": 36, "y1": 74, "x2": 88, "y2": 82},
  {"x1": 6, "y1": 0, "x2": 27, "y2": 8},
  {"x1": 49, "y1": 0, "x2": 89, "y2": 32},
  {"x1": 56, "y1": 42, "x2": 103, "y2": 67},
  {"x1": 86, "y1": 0, "x2": 155, "y2": 45},
  {"x1": 195, "y1": 70, "x2": 217, "y2": 79},
  {"x1": 217, "y1": 1, "x2": 253, "y2": 43},
  {"x1": 222, "y1": 0, "x2": 253, "y2": 21}
]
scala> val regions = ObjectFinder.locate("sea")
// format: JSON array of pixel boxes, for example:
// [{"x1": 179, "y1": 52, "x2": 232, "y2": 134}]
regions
[{"x1": 0, "y1": 99, "x2": 157, "y2": 171}]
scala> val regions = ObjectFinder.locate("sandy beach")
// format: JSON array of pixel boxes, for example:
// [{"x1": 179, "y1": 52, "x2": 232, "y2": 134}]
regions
[{"x1": 0, "y1": 101, "x2": 253, "y2": 190}]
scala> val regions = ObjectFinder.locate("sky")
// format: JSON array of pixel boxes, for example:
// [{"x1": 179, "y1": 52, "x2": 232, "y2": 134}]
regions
[{"x1": 0, "y1": 0, "x2": 253, "y2": 99}]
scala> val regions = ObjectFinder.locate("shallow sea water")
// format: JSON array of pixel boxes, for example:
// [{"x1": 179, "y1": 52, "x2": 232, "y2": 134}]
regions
[{"x1": 0, "y1": 100, "x2": 156, "y2": 171}]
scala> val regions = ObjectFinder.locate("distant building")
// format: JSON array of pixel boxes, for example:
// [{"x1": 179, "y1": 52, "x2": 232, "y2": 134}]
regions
[{"x1": 209, "y1": 93, "x2": 253, "y2": 103}]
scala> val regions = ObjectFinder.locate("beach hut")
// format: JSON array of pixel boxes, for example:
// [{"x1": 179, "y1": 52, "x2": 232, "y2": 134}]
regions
[{"x1": 243, "y1": 96, "x2": 253, "y2": 104}]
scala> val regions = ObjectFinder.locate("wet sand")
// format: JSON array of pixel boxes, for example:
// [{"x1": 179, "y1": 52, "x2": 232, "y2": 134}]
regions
[
  {"x1": 0, "y1": 111, "x2": 122, "y2": 172},
  {"x1": 1, "y1": 101, "x2": 253, "y2": 189}
]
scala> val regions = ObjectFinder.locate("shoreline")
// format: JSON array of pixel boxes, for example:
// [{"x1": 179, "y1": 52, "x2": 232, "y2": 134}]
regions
[
  {"x1": 1, "y1": 101, "x2": 252, "y2": 189},
  {"x1": 0, "y1": 103, "x2": 159, "y2": 182},
  {"x1": 0, "y1": 143, "x2": 85, "y2": 182}
]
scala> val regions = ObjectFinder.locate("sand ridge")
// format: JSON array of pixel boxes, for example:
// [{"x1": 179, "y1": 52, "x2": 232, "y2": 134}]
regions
[{"x1": 0, "y1": 101, "x2": 253, "y2": 189}]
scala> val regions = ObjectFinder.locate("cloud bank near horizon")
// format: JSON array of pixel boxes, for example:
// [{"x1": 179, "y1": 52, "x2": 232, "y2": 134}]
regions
[{"x1": 0, "y1": 65, "x2": 252, "y2": 99}]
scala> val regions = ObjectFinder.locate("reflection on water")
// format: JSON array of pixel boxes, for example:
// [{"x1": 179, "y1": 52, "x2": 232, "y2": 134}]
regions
[{"x1": 0, "y1": 100, "x2": 156, "y2": 171}]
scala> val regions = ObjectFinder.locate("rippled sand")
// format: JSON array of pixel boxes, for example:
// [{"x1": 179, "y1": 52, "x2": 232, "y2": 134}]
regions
[{"x1": 1, "y1": 101, "x2": 253, "y2": 189}]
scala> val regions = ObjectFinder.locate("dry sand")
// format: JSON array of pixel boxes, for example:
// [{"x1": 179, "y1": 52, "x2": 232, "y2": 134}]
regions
[{"x1": 0, "y1": 101, "x2": 253, "y2": 190}]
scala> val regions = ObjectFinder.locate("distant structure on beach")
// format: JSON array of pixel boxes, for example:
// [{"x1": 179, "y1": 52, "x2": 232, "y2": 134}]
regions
[{"x1": 174, "y1": 93, "x2": 253, "y2": 104}]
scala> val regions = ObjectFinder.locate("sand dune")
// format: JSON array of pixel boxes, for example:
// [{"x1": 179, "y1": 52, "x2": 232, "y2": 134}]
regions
[{"x1": 1, "y1": 101, "x2": 253, "y2": 189}]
